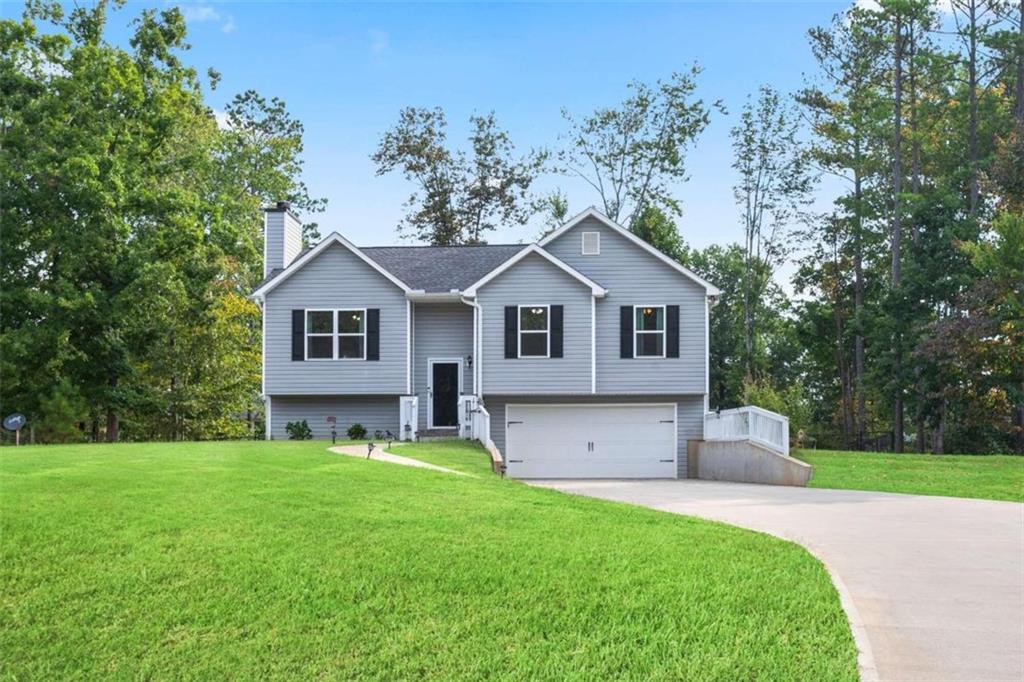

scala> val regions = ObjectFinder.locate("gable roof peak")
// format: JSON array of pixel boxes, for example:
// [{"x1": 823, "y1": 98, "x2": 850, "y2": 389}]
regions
[{"x1": 538, "y1": 208, "x2": 722, "y2": 296}]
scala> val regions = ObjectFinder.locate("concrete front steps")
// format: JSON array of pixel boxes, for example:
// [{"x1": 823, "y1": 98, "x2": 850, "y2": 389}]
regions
[{"x1": 687, "y1": 439, "x2": 813, "y2": 486}]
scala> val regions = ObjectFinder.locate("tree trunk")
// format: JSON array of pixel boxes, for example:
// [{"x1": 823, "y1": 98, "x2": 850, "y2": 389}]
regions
[
  {"x1": 105, "y1": 408, "x2": 119, "y2": 443},
  {"x1": 854, "y1": 157, "x2": 866, "y2": 451},
  {"x1": 967, "y1": 0, "x2": 980, "y2": 216},
  {"x1": 105, "y1": 376, "x2": 119, "y2": 443},
  {"x1": 892, "y1": 13, "x2": 905, "y2": 453},
  {"x1": 1016, "y1": 0, "x2": 1024, "y2": 124},
  {"x1": 91, "y1": 418, "x2": 99, "y2": 443},
  {"x1": 834, "y1": 287, "x2": 852, "y2": 450}
]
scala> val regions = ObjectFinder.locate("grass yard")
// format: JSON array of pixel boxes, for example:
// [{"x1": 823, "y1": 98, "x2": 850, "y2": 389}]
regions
[
  {"x1": 391, "y1": 438, "x2": 494, "y2": 476},
  {"x1": 798, "y1": 449, "x2": 1024, "y2": 503},
  {"x1": 2, "y1": 441, "x2": 857, "y2": 680}
]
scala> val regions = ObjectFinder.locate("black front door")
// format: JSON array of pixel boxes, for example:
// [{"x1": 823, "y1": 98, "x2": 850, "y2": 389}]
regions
[{"x1": 431, "y1": 362, "x2": 459, "y2": 427}]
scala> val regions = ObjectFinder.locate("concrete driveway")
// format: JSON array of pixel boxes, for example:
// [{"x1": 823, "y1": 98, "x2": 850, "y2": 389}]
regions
[{"x1": 532, "y1": 480, "x2": 1024, "y2": 682}]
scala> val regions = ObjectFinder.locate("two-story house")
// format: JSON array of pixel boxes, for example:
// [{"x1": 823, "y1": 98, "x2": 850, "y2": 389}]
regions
[{"x1": 252, "y1": 202, "x2": 722, "y2": 479}]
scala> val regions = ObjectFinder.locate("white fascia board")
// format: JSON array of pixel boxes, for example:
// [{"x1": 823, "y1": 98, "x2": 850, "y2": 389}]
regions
[
  {"x1": 252, "y1": 232, "x2": 413, "y2": 298},
  {"x1": 462, "y1": 244, "x2": 607, "y2": 298},
  {"x1": 538, "y1": 207, "x2": 723, "y2": 297}
]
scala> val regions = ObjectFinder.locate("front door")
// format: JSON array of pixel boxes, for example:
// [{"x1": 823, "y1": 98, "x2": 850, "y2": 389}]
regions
[{"x1": 430, "y1": 362, "x2": 460, "y2": 428}]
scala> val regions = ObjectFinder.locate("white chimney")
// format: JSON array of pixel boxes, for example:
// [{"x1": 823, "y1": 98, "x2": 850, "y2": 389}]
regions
[{"x1": 263, "y1": 201, "x2": 303, "y2": 277}]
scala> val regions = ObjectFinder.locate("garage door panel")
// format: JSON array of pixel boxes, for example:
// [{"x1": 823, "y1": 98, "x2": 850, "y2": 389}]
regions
[{"x1": 506, "y1": 404, "x2": 676, "y2": 479}]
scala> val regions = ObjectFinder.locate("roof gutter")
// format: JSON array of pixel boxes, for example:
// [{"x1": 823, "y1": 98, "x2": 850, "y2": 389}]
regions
[{"x1": 405, "y1": 290, "x2": 465, "y2": 302}]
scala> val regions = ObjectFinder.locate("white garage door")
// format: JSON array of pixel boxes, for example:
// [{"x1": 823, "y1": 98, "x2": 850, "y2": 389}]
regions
[{"x1": 505, "y1": 403, "x2": 677, "y2": 479}]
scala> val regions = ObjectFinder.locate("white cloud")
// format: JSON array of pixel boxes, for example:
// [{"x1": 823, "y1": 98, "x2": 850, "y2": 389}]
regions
[
  {"x1": 369, "y1": 29, "x2": 389, "y2": 55},
  {"x1": 213, "y1": 110, "x2": 232, "y2": 130},
  {"x1": 181, "y1": 4, "x2": 236, "y2": 34},
  {"x1": 182, "y1": 5, "x2": 220, "y2": 23}
]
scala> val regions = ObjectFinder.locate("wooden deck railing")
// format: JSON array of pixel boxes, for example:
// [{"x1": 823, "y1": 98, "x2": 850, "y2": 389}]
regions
[{"x1": 704, "y1": 406, "x2": 790, "y2": 456}]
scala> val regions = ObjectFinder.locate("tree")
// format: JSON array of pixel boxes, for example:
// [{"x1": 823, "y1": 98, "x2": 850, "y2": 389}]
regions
[
  {"x1": 372, "y1": 108, "x2": 545, "y2": 245},
  {"x1": 0, "y1": 1, "x2": 318, "y2": 442},
  {"x1": 730, "y1": 85, "x2": 815, "y2": 381},
  {"x1": 534, "y1": 189, "x2": 570, "y2": 237},
  {"x1": 630, "y1": 205, "x2": 689, "y2": 262},
  {"x1": 556, "y1": 68, "x2": 719, "y2": 226}
]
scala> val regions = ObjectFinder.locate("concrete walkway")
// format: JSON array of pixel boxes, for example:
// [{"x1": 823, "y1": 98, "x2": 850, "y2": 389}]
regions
[
  {"x1": 328, "y1": 444, "x2": 471, "y2": 476},
  {"x1": 532, "y1": 479, "x2": 1024, "y2": 682}
]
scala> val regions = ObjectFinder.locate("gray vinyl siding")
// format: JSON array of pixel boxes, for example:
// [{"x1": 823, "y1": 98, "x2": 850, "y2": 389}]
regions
[
  {"x1": 269, "y1": 395, "x2": 399, "y2": 440},
  {"x1": 264, "y1": 210, "x2": 302, "y2": 276},
  {"x1": 483, "y1": 394, "x2": 705, "y2": 478},
  {"x1": 412, "y1": 302, "x2": 475, "y2": 426},
  {"x1": 544, "y1": 218, "x2": 707, "y2": 395},
  {"x1": 477, "y1": 252, "x2": 592, "y2": 394},
  {"x1": 264, "y1": 242, "x2": 408, "y2": 395}
]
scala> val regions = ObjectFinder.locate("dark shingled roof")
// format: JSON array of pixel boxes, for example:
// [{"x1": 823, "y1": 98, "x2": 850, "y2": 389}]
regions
[
  {"x1": 255, "y1": 243, "x2": 527, "y2": 293},
  {"x1": 361, "y1": 244, "x2": 527, "y2": 292}
]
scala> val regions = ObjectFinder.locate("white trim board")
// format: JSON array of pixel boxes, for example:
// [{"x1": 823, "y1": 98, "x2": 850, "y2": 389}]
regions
[
  {"x1": 462, "y1": 244, "x2": 607, "y2": 298},
  {"x1": 252, "y1": 232, "x2": 413, "y2": 298},
  {"x1": 539, "y1": 207, "x2": 722, "y2": 297}
]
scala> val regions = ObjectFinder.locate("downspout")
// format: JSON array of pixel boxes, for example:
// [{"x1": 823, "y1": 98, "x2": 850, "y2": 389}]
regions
[
  {"x1": 461, "y1": 296, "x2": 482, "y2": 398},
  {"x1": 256, "y1": 293, "x2": 271, "y2": 441}
]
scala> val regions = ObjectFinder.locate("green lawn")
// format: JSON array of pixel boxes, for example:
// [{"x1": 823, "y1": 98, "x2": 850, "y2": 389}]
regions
[
  {"x1": 798, "y1": 449, "x2": 1024, "y2": 503},
  {"x1": 392, "y1": 438, "x2": 494, "y2": 476},
  {"x1": 2, "y1": 441, "x2": 857, "y2": 680}
]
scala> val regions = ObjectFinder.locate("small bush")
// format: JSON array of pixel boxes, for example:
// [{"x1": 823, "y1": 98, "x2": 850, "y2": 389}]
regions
[
  {"x1": 347, "y1": 423, "x2": 367, "y2": 440},
  {"x1": 285, "y1": 420, "x2": 313, "y2": 440},
  {"x1": 374, "y1": 430, "x2": 384, "y2": 439}
]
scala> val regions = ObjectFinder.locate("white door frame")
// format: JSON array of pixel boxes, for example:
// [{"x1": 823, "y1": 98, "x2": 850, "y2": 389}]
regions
[
  {"x1": 506, "y1": 402, "x2": 678, "y2": 478},
  {"x1": 427, "y1": 358, "x2": 464, "y2": 429}
]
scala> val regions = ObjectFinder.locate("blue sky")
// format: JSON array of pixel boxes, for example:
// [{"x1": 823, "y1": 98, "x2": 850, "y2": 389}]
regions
[{"x1": 8, "y1": 1, "x2": 855, "y2": 256}]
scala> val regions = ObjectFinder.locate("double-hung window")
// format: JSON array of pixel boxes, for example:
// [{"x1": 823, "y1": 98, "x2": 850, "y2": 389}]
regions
[
  {"x1": 336, "y1": 309, "x2": 366, "y2": 359},
  {"x1": 306, "y1": 310, "x2": 335, "y2": 359},
  {"x1": 518, "y1": 305, "x2": 549, "y2": 358},
  {"x1": 634, "y1": 305, "x2": 665, "y2": 358},
  {"x1": 305, "y1": 309, "x2": 365, "y2": 360}
]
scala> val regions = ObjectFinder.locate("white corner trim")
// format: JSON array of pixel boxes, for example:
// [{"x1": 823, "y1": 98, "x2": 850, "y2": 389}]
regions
[
  {"x1": 462, "y1": 244, "x2": 607, "y2": 297},
  {"x1": 406, "y1": 299, "x2": 412, "y2": 395},
  {"x1": 590, "y1": 296, "x2": 596, "y2": 394},
  {"x1": 704, "y1": 296, "x2": 710, "y2": 414},
  {"x1": 538, "y1": 207, "x2": 722, "y2": 297},
  {"x1": 252, "y1": 232, "x2": 413, "y2": 298},
  {"x1": 265, "y1": 395, "x2": 272, "y2": 441}
]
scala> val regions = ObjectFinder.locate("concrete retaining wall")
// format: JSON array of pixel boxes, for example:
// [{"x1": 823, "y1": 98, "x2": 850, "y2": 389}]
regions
[{"x1": 688, "y1": 440, "x2": 813, "y2": 487}]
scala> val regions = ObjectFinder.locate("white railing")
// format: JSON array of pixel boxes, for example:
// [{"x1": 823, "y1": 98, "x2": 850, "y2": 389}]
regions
[
  {"x1": 399, "y1": 396, "x2": 418, "y2": 441},
  {"x1": 472, "y1": 404, "x2": 491, "y2": 448},
  {"x1": 705, "y1": 405, "x2": 790, "y2": 456}
]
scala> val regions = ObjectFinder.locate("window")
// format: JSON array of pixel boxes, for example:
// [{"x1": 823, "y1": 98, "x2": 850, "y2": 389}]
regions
[
  {"x1": 582, "y1": 231, "x2": 600, "y2": 255},
  {"x1": 305, "y1": 309, "x2": 365, "y2": 360},
  {"x1": 337, "y1": 309, "x2": 365, "y2": 359},
  {"x1": 306, "y1": 310, "x2": 334, "y2": 359},
  {"x1": 634, "y1": 305, "x2": 665, "y2": 358},
  {"x1": 518, "y1": 305, "x2": 549, "y2": 358}
]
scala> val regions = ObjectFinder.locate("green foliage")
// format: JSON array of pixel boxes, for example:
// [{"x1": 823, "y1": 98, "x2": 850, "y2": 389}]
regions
[
  {"x1": 285, "y1": 420, "x2": 312, "y2": 440},
  {"x1": 0, "y1": 441, "x2": 859, "y2": 680},
  {"x1": 372, "y1": 108, "x2": 545, "y2": 244},
  {"x1": 630, "y1": 205, "x2": 689, "y2": 262},
  {"x1": 743, "y1": 378, "x2": 813, "y2": 440},
  {"x1": 0, "y1": 2, "x2": 319, "y2": 443},
  {"x1": 346, "y1": 423, "x2": 367, "y2": 440},
  {"x1": 556, "y1": 68, "x2": 722, "y2": 225},
  {"x1": 36, "y1": 378, "x2": 87, "y2": 444}
]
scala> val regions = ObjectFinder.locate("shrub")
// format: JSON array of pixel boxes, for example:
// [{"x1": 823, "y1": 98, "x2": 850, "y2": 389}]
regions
[
  {"x1": 285, "y1": 420, "x2": 313, "y2": 440},
  {"x1": 374, "y1": 430, "x2": 384, "y2": 439},
  {"x1": 742, "y1": 378, "x2": 812, "y2": 438},
  {"x1": 347, "y1": 423, "x2": 368, "y2": 440}
]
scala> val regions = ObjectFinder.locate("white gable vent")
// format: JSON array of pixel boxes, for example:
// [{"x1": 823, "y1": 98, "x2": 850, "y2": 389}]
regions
[{"x1": 581, "y1": 231, "x2": 600, "y2": 255}]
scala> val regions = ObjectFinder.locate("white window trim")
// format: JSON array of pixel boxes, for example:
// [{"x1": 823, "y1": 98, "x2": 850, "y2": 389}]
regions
[
  {"x1": 517, "y1": 304, "x2": 550, "y2": 359},
  {"x1": 304, "y1": 308, "x2": 367, "y2": 361},
  {"x1": 304, "y1": 308, "x2": 336, "y2": 361},
  {"x1": 581, "y1": 231, "x2": 600, "y2": 255},
  {"x1": 634, "y1": 304, "x2": 666, "y2": 359}
]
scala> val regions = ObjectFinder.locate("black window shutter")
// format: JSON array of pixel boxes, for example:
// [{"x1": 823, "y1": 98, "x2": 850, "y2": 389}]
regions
[
  {"x1": 504, "y1": 306, "x2": 518, "y2": 359},
  {"x1": 291, "y1": 310, "x2": 305, "y2": 361},
  {"x1": 620, "y1": 306, "x2": 633, "y2": 359},
  {"x1": 550, "y1": 305, "x2": 564, "y2": 358},
  {"x1": 667, "y1": 305, "x2": 680, "y2": 358},
  {"x1": 366, "y1": 309, "x2": 380, "y2": 360}
]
